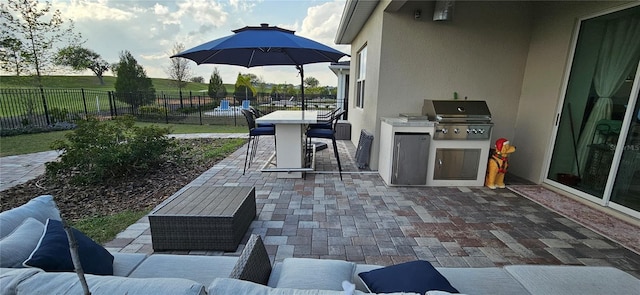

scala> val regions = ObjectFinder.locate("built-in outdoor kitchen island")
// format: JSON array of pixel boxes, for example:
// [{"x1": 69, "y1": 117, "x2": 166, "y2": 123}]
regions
[{"x1": 378, "y1": 100, "x2": 494, "y2": 187}]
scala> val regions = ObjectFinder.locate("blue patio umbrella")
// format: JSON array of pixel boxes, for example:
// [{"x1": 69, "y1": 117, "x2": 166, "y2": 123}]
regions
[{"x1": 172, "y1": 23, "x2": 348, "y2": 110}]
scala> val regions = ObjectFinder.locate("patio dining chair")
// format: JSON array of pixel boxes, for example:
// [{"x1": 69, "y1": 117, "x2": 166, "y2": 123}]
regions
[
  {"x1": 308, "y1": 108, "x2": 341, "y2": 129},
  {"x1": 241, "y1": 109, "x2": 275, "y2": 175},
  {"x1": 249, "y1": 107, "x2": 274, "y2": 128},
  {"x1": 306, "y1": 109, "x2": 346, "y2": 180}
]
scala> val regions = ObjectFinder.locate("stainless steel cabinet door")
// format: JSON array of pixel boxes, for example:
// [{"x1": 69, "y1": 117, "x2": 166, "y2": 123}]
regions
[{"x1": 392, "y1": 133, "x2": 430, "y2": 185}]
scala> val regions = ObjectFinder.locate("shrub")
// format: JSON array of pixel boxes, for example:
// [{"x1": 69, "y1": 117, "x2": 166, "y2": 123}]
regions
[
  {"x1": 137, "y1": 105, "x2": 167, "y2": 119},
  {"x1": 49, "y1": 107, "x2": 70, "y2": 124},
  {"x1": 46, "y1": 116, "x2": 177, "y2": 184},
  {"x1": 138, "y1": 105, "x2": 167, "y2": 115}
]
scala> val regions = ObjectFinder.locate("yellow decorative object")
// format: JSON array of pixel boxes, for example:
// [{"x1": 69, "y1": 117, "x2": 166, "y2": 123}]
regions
[{"x1": 485, "y1": 138, "x2": 516, "y2": 189}]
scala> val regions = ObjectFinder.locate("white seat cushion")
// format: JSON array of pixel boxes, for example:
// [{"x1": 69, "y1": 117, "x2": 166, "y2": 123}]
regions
[{"x1": 504, "y1": 265, "x2": 640, "y2": 295}]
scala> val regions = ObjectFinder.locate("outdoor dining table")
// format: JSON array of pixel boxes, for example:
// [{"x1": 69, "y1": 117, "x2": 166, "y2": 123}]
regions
[{"x1": 256, "y1": 110, "x2": 317, "y2": 178}]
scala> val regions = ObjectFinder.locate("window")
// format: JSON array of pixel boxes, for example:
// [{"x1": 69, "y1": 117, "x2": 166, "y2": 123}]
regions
[{"x1": 356, "y1": 45, "x2": 367, "y2": 109}]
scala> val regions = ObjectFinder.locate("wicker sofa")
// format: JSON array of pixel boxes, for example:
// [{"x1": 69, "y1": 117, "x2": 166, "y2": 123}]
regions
[{"x1": 2, "y1": 195, "x2": 639, "y2": 295}]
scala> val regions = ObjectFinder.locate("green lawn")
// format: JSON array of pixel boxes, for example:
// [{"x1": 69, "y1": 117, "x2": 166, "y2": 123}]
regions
[
  {"x1": 0, "y1": 75, "x2": 236, "y2": 92},
  {"x1": 72, "y1": 210, "x2": 149, "y2": 244},
  {"x1": 0, "y1": 123, "x2": 247, "y2": 157}
]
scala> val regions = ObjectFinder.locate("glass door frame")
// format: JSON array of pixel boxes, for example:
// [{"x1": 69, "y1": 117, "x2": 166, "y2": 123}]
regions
[{"x1": 542, "y1": 2, "x2": 640, "y2": 219}]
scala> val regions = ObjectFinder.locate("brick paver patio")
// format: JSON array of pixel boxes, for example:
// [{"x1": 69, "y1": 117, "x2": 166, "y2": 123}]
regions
[{"x1": 105, "y1": 136, "x2": 640, "y2": 279}]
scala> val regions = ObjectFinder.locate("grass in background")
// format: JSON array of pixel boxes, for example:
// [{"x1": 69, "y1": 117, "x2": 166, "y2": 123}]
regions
[
  {"x1": 0, "y1": 75, "x2": 235, "y2": 92},
  {"x1": 0, "y1": 123, "x2": 247, "y2": 157},
  {"x1": 72, "y1": 210, "x2": 149, "y2": 244},
  {"x1": 0, "y1": 130, "x2": 72, "y2": 156}
]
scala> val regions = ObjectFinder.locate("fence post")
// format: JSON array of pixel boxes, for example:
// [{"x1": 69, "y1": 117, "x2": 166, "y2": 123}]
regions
[
  {"x1": 233, "y1": 96, "x2": 237, "y2": 126},
  {"x1": 108, "y1": 91, "x2": 116, "y2": 117},
  {"x1": 163, "y1": 93, "x2": 169, "y2": 124},
  {"x1": 81, "y1": 88, "x2": 89, "y2": 117},
  {"x1": 198, "y1": 95, "x2": 202, "y2": 125},
  {"x1": 39, "y1": 87, "x2": 51, "y2": 125},
  {"x1": 179, "y1": 89, "x2": 184, "y2": 109}
]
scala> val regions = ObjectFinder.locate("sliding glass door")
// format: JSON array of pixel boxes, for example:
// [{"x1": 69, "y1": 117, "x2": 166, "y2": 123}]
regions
[
  {"x1": 610, "y1": 92, "x2": 640, "y2": 212},
  {"x1": 547, "y1": 5, "x2": 640, "y2": 214}
]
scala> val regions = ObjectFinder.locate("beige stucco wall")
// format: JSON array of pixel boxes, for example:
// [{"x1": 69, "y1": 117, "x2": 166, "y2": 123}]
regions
[
  {"x1": 347, "y1": 0, "x2": 387, "y2": 165},
  {"x1": 511, "y1": 1, "x2": 636, "y2": 182},
  {"x1": 361, "y1": 1, "x2": 533, "y2": 169}
]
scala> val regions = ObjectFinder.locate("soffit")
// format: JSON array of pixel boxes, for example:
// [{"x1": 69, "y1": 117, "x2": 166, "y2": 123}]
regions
[{"x1": 335, "y1": 0, "x2": 383, "y2": 44}]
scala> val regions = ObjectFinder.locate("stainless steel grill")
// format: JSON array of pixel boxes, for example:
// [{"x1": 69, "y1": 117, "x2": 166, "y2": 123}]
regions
[
  {"x1": 422, "y1": 99, "x2": 494, "y2": 185},
  {"x1": 422, "y1": 100, "x2": 493, "y2": 140}
]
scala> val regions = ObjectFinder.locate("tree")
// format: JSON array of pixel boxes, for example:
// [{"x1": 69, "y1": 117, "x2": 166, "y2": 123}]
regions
[
  {"x1": 113, "y1": 50, "x2": 155, "y2": 108},
  {"x1": 304, "y1": 76, "x2": 319, "y2": 88},
  {"x1": 55, "y1": 46, "x2": 109, "y2": 85},
  {"x1": 208, "y1": 68, "x2": 224, "y2": 99},
  {"x1": 234, "y1": 73, "x2": 256, "y2": 103},
  {"x1": 166, "y1": 43, "x2": 192, "y2": 108},
  {"x1": 270, "y1": 84, "x2": 282, "y2": 101},
  {"x1": 0, "y1": 35, "x2": 30, "y2": 76},
  {"x1": 284, "y1": 84, "x2": 297, "y2": 97},
  {"x1": 0, "y1": 0, "x2": 81, "y2": 87},
  {"x1": 190, "y1": 76, "x2": 204, "y2": 83},
  {"x1": 256, "y1": 80, "x2": 268, "y2": 103}
]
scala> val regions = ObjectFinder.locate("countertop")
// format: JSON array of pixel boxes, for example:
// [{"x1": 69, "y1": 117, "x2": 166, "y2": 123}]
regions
[
  {"x1": 256, "y1": 110, "x2": 318, "y2": 124},
  {"x1": 381, "y1": 117, "x2": 436, "y2": 127}
]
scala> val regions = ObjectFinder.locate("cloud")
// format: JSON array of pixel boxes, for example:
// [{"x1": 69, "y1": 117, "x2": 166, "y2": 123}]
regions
[
  {"x1": 229, "y1": 0, "x2": 259, "y2": 12},
  {"x1": 174, "y1": 0, "x2": 228, "y2": 28},
  {"x1": 154, "y1": 3, "x2": 170, "y2": 15},
  {"x1": 55, "y1": 0, "x2": 135, "y2": 21},
  {"x1": 299, "y1": 1, "x2": 350, "y2": 59}
]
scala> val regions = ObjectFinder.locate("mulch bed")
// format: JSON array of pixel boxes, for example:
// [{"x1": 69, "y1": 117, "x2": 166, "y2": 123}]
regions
[{"x1": 0, "y1": 138, "x2": 239, "y2": 221}]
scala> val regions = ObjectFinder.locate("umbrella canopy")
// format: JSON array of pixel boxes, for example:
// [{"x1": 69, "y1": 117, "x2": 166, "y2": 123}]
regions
[{"x1": 172, "y1": 23, "x2": 348, "y2": 110}]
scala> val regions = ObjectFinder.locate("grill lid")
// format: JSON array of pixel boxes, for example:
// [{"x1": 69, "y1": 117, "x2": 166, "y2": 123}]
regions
[{"x1": 422, "y1": 100, "x2": 492, "y2": 123}]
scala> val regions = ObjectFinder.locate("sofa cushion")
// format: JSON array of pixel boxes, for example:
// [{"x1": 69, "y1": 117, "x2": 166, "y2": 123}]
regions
[
  {"x1": 209, "y1": 278, "x2": 420, "y2": 295},
  {"x1": 0, "y1": 268, "x2": 43, "y2": 295},
  {"x1": 0, "y1": 195, "x2": 61, "y2": 239},
  {"x1": 111, "y1": 252, "x2": 148, "y2": 277},
  {"x1": 504, "y1": 265, "x2": 640, "y2": 295},
  {"x1": 275, "y1": 258, "x2": 356, "y2": 291},
  {"x1": 23, "y1": 219, "x2": 114, "y2": 275},
  {"x1": 128, "y1": 254, "x2": 239, "y2": 286},
  {"x1": 0, "y1": 218, "x2": 44, "y2": 268},
  {"x1": 437, "y1": 267, "x2": 530, "y2": 295},
  {"x1": 14, "y1": 271, "x2": 206, "y2": 295},
  {"x1": 358, "y1": 260, "x2": 459, "y2": 294}
]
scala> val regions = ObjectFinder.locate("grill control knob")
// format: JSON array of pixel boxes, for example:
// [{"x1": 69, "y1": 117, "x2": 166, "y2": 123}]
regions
[
  {"x1": 466, "y1": 129, "x2": 471, "y2": 134},
  {"x1": 471, "y1": 129, "x2": 478, "y2": 134},
  {"x1": 454, "y1": 128, "x2": 459, "y2": 134},
  {"x1": 441, "y1": 128, "x2": 448, "y2": 134},
  {"x1": 478, "y1": 129, "x2": 485, "y2": 134}
]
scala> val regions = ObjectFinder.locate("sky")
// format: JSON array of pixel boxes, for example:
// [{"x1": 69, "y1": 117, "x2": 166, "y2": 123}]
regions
[{"x1": 37, "y1": 0, "x2": 351, "y2": 87}]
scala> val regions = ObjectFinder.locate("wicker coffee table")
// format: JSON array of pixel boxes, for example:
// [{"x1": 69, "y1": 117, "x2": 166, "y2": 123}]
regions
[{"x1": 149, "y1": 186, "x2": 256, "y2": 251}]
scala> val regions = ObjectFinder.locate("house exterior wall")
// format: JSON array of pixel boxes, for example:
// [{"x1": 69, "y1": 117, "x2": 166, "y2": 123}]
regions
[
  {"x1": 511, "y1": 1, "x2": 635, "y2": 182},
  {"x1": 360, "y1": 1, "x2": 533, "y2": 170},
  {"x1": 346, "y1": 0, "x2": 634, "y2": 184},
  {"x1": 347, "y1": 0, "x2": 387, "y2": 163}
]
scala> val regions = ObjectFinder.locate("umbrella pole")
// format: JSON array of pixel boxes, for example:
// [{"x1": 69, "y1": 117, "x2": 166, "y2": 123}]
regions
[{"x1": 297, "y1": 65, "x2": 305, "y2": 111}]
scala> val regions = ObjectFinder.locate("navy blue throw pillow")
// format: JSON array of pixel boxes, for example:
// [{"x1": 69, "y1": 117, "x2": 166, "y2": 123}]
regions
[
  {"x1": 23, "y1": 219, "x2": 114, "y2": 275},
  {"x1": 358, "y1": 260, "x2": 459, "y2": 293}
]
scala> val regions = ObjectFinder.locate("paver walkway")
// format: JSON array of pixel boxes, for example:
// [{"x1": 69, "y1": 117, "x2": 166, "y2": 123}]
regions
[{"x1": 0, "y1": 150, "x2": 61, "y2": 192}]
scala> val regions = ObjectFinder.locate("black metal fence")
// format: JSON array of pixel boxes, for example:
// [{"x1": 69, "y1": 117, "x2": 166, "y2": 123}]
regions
[{"x1": 0, "y1": 88, "x2": 338, "y2": 131}]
